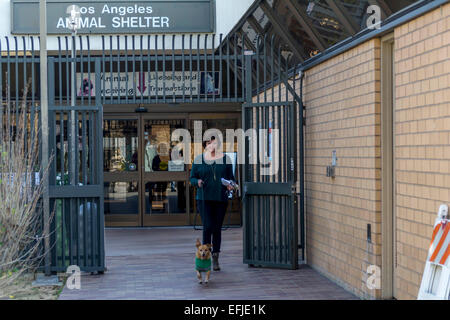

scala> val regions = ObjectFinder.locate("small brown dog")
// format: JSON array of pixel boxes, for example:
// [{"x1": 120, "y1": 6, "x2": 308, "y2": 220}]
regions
[{"x1": 195, "y1": 239, "x2": 212, "y2": 284}]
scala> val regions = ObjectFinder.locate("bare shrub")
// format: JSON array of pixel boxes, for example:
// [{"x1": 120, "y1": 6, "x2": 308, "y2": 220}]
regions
[{"x1": 0, "y1": 85, "x2": 52, "y2": 296}]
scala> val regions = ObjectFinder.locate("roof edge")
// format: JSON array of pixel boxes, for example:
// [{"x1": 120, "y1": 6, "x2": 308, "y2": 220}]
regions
[{"x1": 298, "y1": 0, "x2": 447, "y2": 72}]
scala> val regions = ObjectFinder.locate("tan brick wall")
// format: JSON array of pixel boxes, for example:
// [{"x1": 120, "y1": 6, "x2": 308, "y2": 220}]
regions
[
  {"x1": 252, "y1": 41, "x2": 383, "y2": 299},
  {"x1": 251, "y1": 4, "x2": 449, "y2": 300},
  {"x1": 302, "y1": 39, "x2": 382, "y2": 299},
  {"x1": 393, "y1": 3, "x2": 450, "y2": 300}
]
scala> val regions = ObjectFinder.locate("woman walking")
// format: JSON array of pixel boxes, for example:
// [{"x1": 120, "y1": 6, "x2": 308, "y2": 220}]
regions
[{"x1": 190, "y1": 136, "x2": 235, "y2": 271}]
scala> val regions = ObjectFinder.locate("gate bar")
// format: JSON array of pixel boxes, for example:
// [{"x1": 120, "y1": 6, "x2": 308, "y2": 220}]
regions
[{"x1": 39, "y1": 0, "x2": 51, "y2": 275}]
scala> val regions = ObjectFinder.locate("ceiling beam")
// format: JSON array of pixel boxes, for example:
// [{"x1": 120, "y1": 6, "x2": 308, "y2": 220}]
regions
[
  {"x1": 244, "y1": 22, "x2": 291, "y2": 71},
  {"x1": 224, "y1": 0, "x2": 264, "y2": 43},
  {"x1": 378, "y1": 0, "x2": 394, "y2": 16},
  {"x1": 238, "y1": 31, "x2": 279, "y2": 85},
  {"x1": 237, "y1": 30, "x2": 257, "y2": 52},
  {"x1": 238, "y1": 29, "x2": 294, "y2": 96},
  {"x1": 325, "y1": 0, "x2": 360, "y2": 35},
  {"x1": 247, "y1": 15, "x2": 265, "y2": 35},
  {"x1": 239, "y1": 31, "x2": 279, "y2": 75},
  {"x1": 285, "y1": 0, "x2": 326, "y2": 51},
  {"x1": 223, "y1": 35, "x2": 249, "y2": 85},
  {"x1": 235, "y1": 31, "x2": 259, "y2": 84},
  {"x1": 246, "y1": 15, "x2": 274, "y2": 55},
  {"x1": 259, "y1": 0, "x2": 306, "y2": 62}
]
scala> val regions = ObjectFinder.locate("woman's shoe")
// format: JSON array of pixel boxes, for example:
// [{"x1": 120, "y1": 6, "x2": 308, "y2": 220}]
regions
[{"x1": 212, "y1": 252, "x2": 220, "y2": 271}]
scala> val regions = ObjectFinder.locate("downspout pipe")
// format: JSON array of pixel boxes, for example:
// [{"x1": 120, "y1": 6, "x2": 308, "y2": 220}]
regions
[{"x1": 298, "y1": 70, "x2": 305, "y2": 263}]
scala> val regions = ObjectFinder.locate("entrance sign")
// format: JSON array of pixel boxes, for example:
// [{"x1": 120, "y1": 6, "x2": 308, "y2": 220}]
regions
[
  {"x1": 11, "y1": 0, "x2": 215, "y2": 34},
  {"x1": 77, "y1": 71, "x2": 220, "y2": 97}
]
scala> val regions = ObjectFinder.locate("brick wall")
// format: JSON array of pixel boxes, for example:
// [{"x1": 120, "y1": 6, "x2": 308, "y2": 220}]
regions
[
  {"x1": 393, "y1": 3, "x2": 450, "y2": 300},
  {"x1": 251, "y1": 3, "x2": 449, "y2": 300},
  {"x1": 302, "y1": 39, "x2": 382, "y2": 299}
]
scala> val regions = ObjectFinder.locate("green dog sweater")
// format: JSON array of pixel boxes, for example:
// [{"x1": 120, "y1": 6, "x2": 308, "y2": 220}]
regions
[{"x1": 195, "y1": 257, "x2": 211, "y2": 272}]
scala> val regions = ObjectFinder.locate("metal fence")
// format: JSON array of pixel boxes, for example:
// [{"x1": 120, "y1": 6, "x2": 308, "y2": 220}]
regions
[
  {"x1": 0, "y1": 33, "x2": 303, "y2": 271},
  {"x1": 0, "y1": 34, "x2": 301, "y2": 104},
  {"x1": 52, "y1": 34, "x2": 247, "y2": 105}
]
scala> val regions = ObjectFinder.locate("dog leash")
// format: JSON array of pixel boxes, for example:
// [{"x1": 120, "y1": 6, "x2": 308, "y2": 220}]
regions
[{"x1": 193, "y1": 186, "x2": 204, "y2": 231}]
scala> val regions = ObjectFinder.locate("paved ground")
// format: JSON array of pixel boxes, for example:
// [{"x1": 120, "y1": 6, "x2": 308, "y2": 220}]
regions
[{"x1": 59, "y1": 227, "x2": 358, "y2": 300}]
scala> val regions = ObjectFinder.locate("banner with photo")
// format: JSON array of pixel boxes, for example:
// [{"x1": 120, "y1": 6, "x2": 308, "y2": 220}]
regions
[{"x1": 76, "y1": 71, "x2": 220, "y2": 97}]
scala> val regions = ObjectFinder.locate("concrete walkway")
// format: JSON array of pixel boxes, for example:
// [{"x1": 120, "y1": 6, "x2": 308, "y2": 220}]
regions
[{"x1": 59, "y1": 227, "x2": 357, "y2": 300}]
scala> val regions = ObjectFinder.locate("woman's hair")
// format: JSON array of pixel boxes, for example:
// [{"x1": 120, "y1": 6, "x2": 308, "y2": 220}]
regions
[{"x1": 202, "y1": 135, "x2": 222, "y2": 149}]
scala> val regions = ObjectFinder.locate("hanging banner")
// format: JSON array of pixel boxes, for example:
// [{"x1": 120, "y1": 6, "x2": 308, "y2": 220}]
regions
[
  {"x1": 76, "y1": 71, "x2": 220, "y2": 97},
  {"x1": 11, "y1": 0, "x2": 215, "y2": 34}
]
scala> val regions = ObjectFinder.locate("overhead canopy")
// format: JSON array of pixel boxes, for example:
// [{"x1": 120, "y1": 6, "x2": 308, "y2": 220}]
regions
[{"x1": 223, "y1": 0, "x2": 419, "y2": 68}]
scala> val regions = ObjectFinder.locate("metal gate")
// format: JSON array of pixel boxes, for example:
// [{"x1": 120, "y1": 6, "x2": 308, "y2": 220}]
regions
[
  {"x1": 46, "y1": 57, "x2": 105, "y2": 272},
  {"x1": 240, "y1": 47, "x2": 301, "y2": 269},
  {"x1": 242, "y1": 101, "x2": 298, "y2": 269}
]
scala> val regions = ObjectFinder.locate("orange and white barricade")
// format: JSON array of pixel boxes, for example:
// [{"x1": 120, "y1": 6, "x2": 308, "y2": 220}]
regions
[{"x1": 418, "y1": 204, "x2": 450, "y2": 300}]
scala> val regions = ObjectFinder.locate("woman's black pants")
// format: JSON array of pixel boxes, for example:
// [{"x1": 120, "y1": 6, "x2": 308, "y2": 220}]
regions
[{"x1": 197, "y1": 200, "x2": 227, "y2": 253}]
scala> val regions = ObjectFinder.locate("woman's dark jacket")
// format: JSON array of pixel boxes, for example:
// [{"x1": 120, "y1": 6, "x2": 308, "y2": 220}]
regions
[{"x1": 189, "y1": 154, "x2": 235, "y2": 202}]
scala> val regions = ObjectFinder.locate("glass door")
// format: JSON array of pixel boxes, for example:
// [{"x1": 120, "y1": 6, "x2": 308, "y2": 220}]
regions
[
  {"x1": 102, "y1": 112, "x2": 242, "y2": 227},
  {"x1": 187, "y1": 113, "x2": 242, "y2": 226},
  {"x1": 141, "y1": 116, "x2": 189, "y2": 226},
  {"x1": 103, "y1": 116, "x2": 141, "y2": 226}
]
